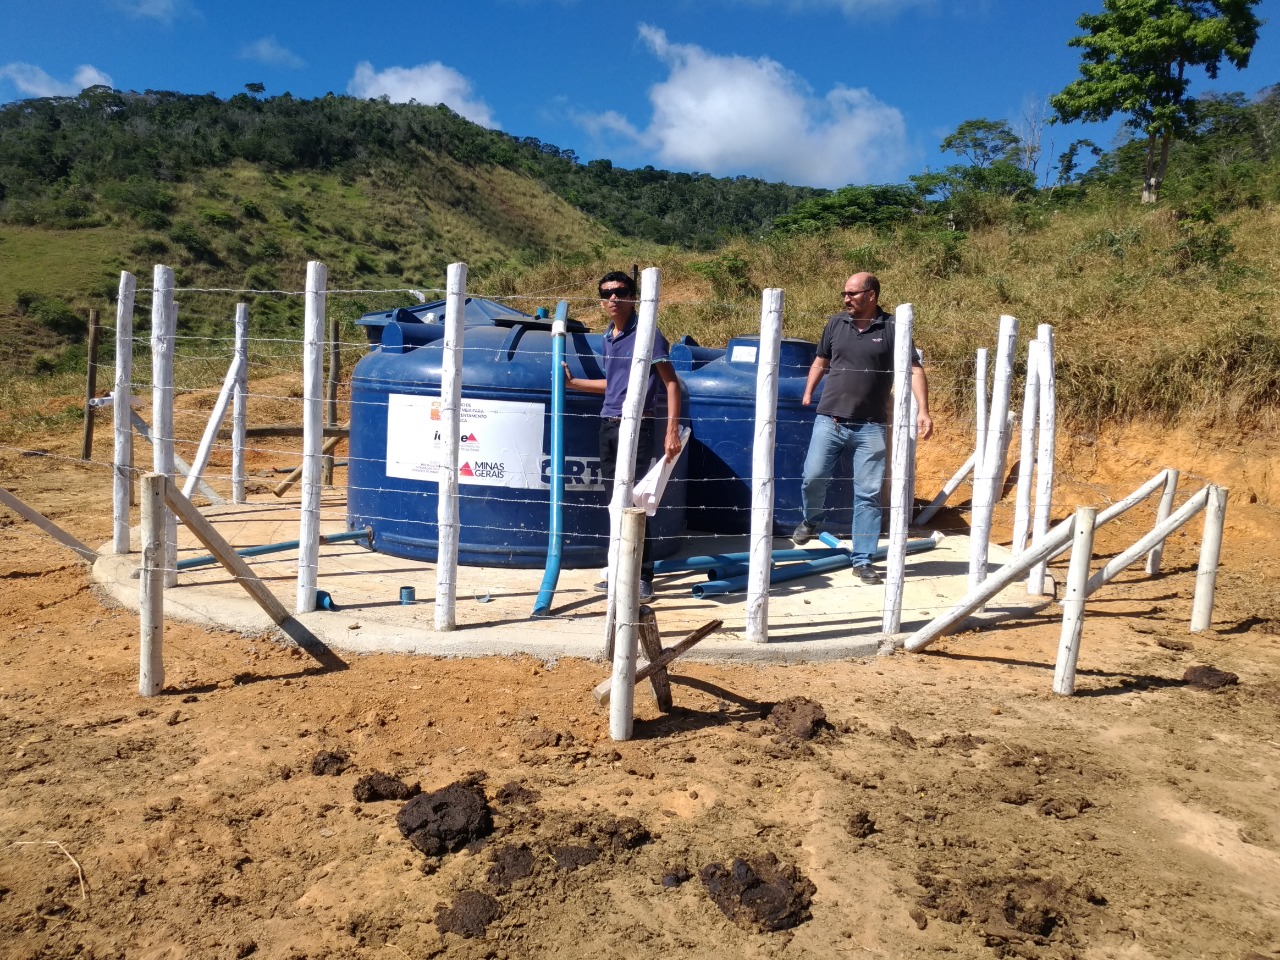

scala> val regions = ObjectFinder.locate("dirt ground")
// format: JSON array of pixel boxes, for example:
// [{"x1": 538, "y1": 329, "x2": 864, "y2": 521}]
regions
[{"x1": 1, "y1": 416, "x2": 1279, "y2": 960}]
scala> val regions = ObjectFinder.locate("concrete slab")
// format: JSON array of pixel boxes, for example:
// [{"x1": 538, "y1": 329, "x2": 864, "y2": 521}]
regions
[{"x1": 93, "y1": 494, "x2": 1054, "y2": 664}]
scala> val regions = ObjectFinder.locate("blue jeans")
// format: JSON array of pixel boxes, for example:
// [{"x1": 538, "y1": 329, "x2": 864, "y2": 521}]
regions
[{"x1": 800, "y1": 417, "x2": 886, "y2": 567}]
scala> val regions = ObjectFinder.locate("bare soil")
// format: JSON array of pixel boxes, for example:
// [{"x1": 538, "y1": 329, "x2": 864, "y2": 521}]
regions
[{"x1": 2, "y1": 419, "x2": 1279, "y2": 959}]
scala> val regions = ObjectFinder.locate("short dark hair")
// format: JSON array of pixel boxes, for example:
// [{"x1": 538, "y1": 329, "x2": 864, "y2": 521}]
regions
[{"x1": 598, "y1": 271, "x2": 636, "y2": 298}]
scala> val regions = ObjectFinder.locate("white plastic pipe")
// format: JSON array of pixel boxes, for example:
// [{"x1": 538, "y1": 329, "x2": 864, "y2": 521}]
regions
[
  {"x1": 182, "y1": 351, "x2": 244, "y2": 499},
  {"x1": 1054, "y1": 507, "x2": 1098, "y2": 695},
  {"x1": 1010, "y1": 340, "x2": 1040, "y2": 555},
  {"x1": 969, "y1": 314, "x2": 1018, "y2": 590},
  {"x1": 746, "y1": 288, "x2": 784, "y2": 644},
  {"x1": 1190, "y1": 485, "x2": 1228, "y2": 633},
  {"x1": 882, "y1": 303, "x2": 916, "y2": 635},
  {"x1": 905, "y1": 511, "x2": 1077, "y2": 653},
  {"x1": 231, "y1": 303, "x2": 249, "y2": 504},
  {"x1": 435, "y1": 261, "x2": 468, "y2": 632},
  {"x1": 150, "y1": 265, "x2": 178, "y2": 587},
  {"x1": 609, "y1": 507, "x2": 646, "y2": 741},
  {"x1": 139, "y1": 472, "x2": 165, "y2": 697},
  {"x1": 295, "y1": 261, "x2": 327, "y2": 615},
  {"x1": 1028, "y1": 325, "x2": 1057, "y2": 595},
  {"x1": 604, "y1": 267, "x2": 661, "y2": 654},
  {"x1": 112, "y1": 271, "x2": 136, "y2": 554},
  {"x1": 1145, "y1": 468, "x2": 1179, "y2": 575}
]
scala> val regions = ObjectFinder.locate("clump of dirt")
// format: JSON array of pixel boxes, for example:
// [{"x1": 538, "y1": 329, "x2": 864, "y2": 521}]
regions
[
  {"x1": 434, "y1": 890, "x2": 502, "y2": 938},
  {"x1": 846, "y1": 808, "x2": 877, "y2": 839},
  {"x1": 661, "y1": 865, "x2": 692, "y2": 888},
  {"x1": 766, "y1": 697, "x2": 829, "y2": 740},
  {"x1": 551, "y1": 844, "x2": 600, "y2": 870},
  {"x1": 1157, "y1": 638, "x2": 1193, "y2": 652},
  {"x1": 915, "y1": 868, "x2": 1105, "y2": 950},
  {"x1": 396, "y1": 778, "x2": 494, "y2": 857},
  {"x1": 309, "y1": 750, "x2": 350, "y2": 776},
  {"x1": 1184, "y1": 665, "x2": 1240, "y2": 690},
  {"x1": 699, "y1": 852, "x2": 816, "y2": 932},
  {"x1": 486, "y1": 844, "x2": 535, "y2": 890},
  {"x1": 1038, "y1": 796, "x2": 1093, "y2": 820},
  {"x1": 493, "y1": 780, "x2": 540, "y2": 806},
  {"x1": 352, "y1": 771, "x2": 419, "y2": 802},
  {"x1": 889, "y1": 724, "x2": 918, "y2": 749}
]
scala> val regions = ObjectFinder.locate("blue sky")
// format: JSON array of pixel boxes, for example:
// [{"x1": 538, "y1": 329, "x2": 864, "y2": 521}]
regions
[{"x1": 3, "y1": 0, "x2": 1278, "y2": 188}]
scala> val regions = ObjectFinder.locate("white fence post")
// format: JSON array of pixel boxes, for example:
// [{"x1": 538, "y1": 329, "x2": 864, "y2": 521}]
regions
[
  {"x1": 1190, "y1": 485, "x2": 1228, "y2": 633},
  {"x1": 1010, "y1": 340, "x2": 1040, "y2": 555},
  {"x1": 113, "y1": 271, "x2": 136, "y2": 554},
  {"x1": 974, "y1": 347, "x2": 988, "y2": 470},
  {"x1": 435, "y1": 262, "x2": 468, "y2": 632},
  {"x1": 746, "y1": 288, "x2": 784, "y2": 644},
  {"x1": 603, "y1": 267, "x2": 661, "y2": 653},
  {"x1": 1085, "y1": 486, "x2": 1211, "y2": 593},
  {"x1": 610, "y1": 507, "x2": 646, "y2": 741},
  {"x1": 1054, "y1": 506, "x2": 1098, "y2": 695},
  {"x1": 905, "y1": 512, "x2": 1077, "y2": 653},
  {"x1": 914, "y1": 451, "x2": 975, "y2": 527},
  {"x1": 182, "y1": 352, "x2": 244, "y2": 500},
  {"x1": 296, "y1": 261, "x2": 327, "y2": 615},
  {"x1": 1028, "y1": 324, "x2": 1057, "y2": 595},
  {"x1": 882, "y1": 303, "x2": 916, "y2": 635},
  {"x1": 969, "y1": 314, "x2": 1018, "y2": 590},
  {"x1": 1145, "y1": 468, "x2": 1179, "y2": 575},
  {"x1": 139, "y1": 472, "x2": 166, "y2": 697},
  {"x1": 232, "y1": 303, "x2": 249, "y2": 504},
  {"x1": 150, "y1": 265, "x2": 178, "y2": 587}
]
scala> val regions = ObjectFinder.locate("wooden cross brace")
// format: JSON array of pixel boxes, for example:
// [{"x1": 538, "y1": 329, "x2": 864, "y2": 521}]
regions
[{"x1": 593, "y1": 615, "x2": 723, "y2": 709}]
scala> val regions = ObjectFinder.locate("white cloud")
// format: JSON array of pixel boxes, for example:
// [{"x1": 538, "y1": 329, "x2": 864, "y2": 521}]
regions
[
  {"x1": 239, "y1": 37, "x2": 305, "y2": 70},
  {"x1": 347, "y1": 61, "x2": 497, "y2": 128},
  {"x1": 581, "y1": 26, "x2": 909, "y2": 187},
  {"x1": 0, "y1": 63, "x2": 114, "y2": 98},
  {"x1": 111, "y1": 0, "x2": 180, "y2": 22}
]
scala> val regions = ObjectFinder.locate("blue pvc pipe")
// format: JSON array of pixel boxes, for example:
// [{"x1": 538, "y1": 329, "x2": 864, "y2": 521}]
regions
[
  {"x1": 692, "y1": 536, "x2": 941, "y2": 598},
  {"x1": 654, "y1": 546, "x2": 844, "y2": 575},
  {"x1": 532, "y1": 301, "x2": 570, "y2": 617},
  {"x1": 176, "y1": 527, "x2": 372, "y2": 571}
]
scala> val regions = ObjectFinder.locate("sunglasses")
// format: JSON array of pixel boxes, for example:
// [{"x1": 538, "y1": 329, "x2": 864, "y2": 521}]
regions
[
  {"x1": 599, "y1": 287, "x2": 634, "y2": 300},
  {"x1": 842, "y1": 289, "x2": 873, "y2": 298}
]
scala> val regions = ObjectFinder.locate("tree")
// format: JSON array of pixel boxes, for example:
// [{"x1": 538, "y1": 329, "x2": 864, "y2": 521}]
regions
[{"x1": 1050, "y1": 0, "x2": 1262, "y2": 203}]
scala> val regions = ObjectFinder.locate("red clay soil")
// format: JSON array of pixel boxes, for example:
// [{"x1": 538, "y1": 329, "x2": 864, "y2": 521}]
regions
[{"x1": 1, "y1": 420, "x2": 1278, "y2": 960}]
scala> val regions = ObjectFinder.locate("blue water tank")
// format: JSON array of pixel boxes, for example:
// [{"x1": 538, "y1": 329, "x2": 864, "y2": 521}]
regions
[
  {"x1": 675, "y1": 336, "x2": 853, "y2": 535},
  {"x1": 347, "y1": 313, "x2": 688, "y2": 568}
]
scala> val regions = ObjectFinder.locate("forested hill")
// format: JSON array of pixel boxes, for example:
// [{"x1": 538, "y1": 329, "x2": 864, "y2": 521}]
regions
[{"x1": 0, "y1": 88, "x2": 824, "y2": 249}]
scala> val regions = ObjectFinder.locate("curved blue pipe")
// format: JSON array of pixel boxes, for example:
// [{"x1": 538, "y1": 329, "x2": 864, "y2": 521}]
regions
[
  {"x1": 654, "y1": 547, "x2": 844, "y2": 575},
  {"x1": 692, "y1": 536, "x2": 942, "y2": 599},
  {"x1": 532, "y1": 301, "x2": 570, "y2": 617}
]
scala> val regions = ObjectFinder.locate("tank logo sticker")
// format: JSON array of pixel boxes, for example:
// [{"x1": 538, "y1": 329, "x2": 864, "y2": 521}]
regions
[
  {"x1": 386, "y1": 393, "x2": 545, "y2": 488},
  {"x1": 541, "y1": 457, "x2": 605, "y2": 490}
]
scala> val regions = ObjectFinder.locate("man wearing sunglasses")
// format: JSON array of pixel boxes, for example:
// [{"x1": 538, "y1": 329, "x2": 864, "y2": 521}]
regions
[
  {"x1": 563, "y1": 271, "x2": 683, "y2": 601},
  {"x1": 793, "y1": 272, "x2": 933, "y2": 585}
]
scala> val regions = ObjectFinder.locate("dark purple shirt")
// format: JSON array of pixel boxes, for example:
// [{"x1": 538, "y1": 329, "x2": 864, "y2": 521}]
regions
[{"x1": 601, "y1": 318, "x2": 671, "y2": 418}]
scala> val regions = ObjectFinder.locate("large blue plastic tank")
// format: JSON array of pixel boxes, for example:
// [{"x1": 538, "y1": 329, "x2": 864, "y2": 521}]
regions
[
  {"x1": 674, "y1": 335, "x2": 853, "y2": 535},
  {"x1": 347, "y1": 309, "x2": 688, "y2": 568}
]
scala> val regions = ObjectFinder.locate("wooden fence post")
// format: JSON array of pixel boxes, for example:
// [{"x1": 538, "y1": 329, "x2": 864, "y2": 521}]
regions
[
  {"x1": 151, "y1": 265, "x2": 178, "y2": 587},
  {"x1": 1053, "y1": 507, "x2": 1097, "y2": 695},
  {"x1": 970, "y1": 314, "x2": 1018, "y2": 591},
  {"x1": 435, "y1": 262, "x2": 468, "y2": 632},
  {"x1": 323, "y1": 314, "x2": 340, "y2": 486},
  {"x1": 139, "y1": 473, "x2": 166, "y2": 697},
  {"x1": 746, "y1": 288, "x2": 784, "y2": 644},
  {"x1": 1145, "y1": 468, "x2": 1179, "y2": 575},
  {"x1": 113, "y1": 272, "x2": 136, "y2": 554},
  {"x1": 1190, "y1": 485, "x2": 1228, "y2": 633},
  {"x1": 232, "y1": 303, "x2": 249, "y2": 504},
  {"x1": 81, "y1": 309, "x2": 100, "y2": 460},
  {"x1": 1028, "y1": 324, "x2": 1057, "y2": 595},
  {"x1": 609, "y1": 508, "x2": 646, "y2": 741},
  {"x1": 1010, "y1": 340, "x2": 1040, "y2": 555},
  {"x1": 882, "y1": 303, "x2": 916, "y2": 635},
  {"x1": 296, "y1": 261, "x2": 326, "y2": 615}
]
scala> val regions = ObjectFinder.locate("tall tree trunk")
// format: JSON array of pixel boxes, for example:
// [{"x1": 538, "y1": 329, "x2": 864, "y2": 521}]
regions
[{"x1": 1142, "y1": 132, "x2": 1161, "y2": 204}]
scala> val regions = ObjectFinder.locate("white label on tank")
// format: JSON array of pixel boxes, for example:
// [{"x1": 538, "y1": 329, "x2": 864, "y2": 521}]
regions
[
  {"x1": 729, "y1": 344, "x2": 758, "y2": 364},
  {"x1": 386, "y1": 393, "x2": 546, "y2": 488}
]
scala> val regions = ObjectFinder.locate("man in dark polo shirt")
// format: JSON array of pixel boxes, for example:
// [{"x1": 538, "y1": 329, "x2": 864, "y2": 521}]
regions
[
  {"x1": 563, "y1": 271, "x2": 682, "y2": 600},
  {"x1": 794, "y1": 272, "x2": 933, "y2": 584}
]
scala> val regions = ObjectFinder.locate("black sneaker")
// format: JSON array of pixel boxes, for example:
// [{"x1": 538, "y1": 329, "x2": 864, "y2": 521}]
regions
[
  {"x1": 594, "y1": 580, "x2": 609, "y2": 592},
  {"x1": 854, "y1": 565, "x2": 882, "y2": 585},
  {"x1": 792, "y1": 520, "x2": 819, "y2": 545},
  {"x1": 639, "y1": 580, "x2": 654, "y2": 602}
]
